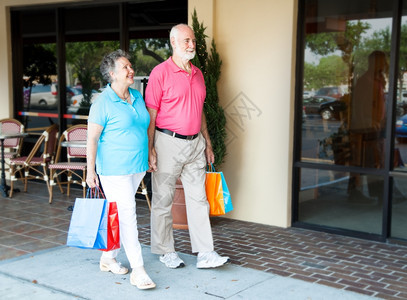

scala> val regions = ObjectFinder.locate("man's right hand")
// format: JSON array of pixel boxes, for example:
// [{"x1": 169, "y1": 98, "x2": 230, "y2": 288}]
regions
[{"x1": 148, "y1": 147, "x2": 158, "y2": 172}]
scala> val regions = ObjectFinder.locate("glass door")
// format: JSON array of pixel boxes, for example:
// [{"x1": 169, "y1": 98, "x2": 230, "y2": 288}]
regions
[
  {"x1": 294, "y1": 0, "x2": 400, "y2": 239},
  {"x1": 390, "y1": 1, "x2": 407, "y2": 240}
]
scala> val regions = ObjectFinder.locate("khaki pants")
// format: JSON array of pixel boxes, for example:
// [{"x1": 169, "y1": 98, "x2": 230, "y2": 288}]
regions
[{"x1": 151, "y1": 130, "x2": 214, "y2": 254}]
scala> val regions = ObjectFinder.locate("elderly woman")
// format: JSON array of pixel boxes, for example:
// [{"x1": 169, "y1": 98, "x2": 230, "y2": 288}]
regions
[{"x1": 86, "y1": 49, "x2": 155, "y2": 290}]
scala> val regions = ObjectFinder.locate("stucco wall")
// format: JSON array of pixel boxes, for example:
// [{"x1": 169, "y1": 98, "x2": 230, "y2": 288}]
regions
[
  {"x1": 0, "y1": 4, "x2": 12, "y2": 119},
  {"x1": 190, "y1": 0, "x2": 297, "y2": 227}
]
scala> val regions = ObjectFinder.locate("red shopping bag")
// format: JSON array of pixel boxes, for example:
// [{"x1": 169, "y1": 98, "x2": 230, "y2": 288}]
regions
[
  {"x1": 100, "y1": 201, "x2": 120, "y2": 252},
  {"x1": 67, "y1": 188, "x2": 120, "y2": 251}
]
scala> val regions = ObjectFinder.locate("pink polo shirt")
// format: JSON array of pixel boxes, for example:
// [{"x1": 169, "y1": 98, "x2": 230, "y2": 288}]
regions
[{"x1": 145, "y1": 58, "x2": 206, "y2": 136}]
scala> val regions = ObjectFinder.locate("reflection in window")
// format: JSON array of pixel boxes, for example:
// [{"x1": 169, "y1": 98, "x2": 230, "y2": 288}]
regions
[
  {"x1": 65, "y1": 41, "x2": 119, "y2": 123},
  {"x1": 391, "y1": 177, "x2": 407, "y2": 239},
  {"x1": 301, "y1": 1, "x2": 392, "y2": 170},
  {"x1": 129, "y1": 38, "x2": 171, "y2": 96},
  {"x1": 299, "y1": 168, "x2": 383, "y2": 234},
  {"x1": 130, "y1": 38, "x2": 170, "y2": 76},
  {"x1": 393, "y1": 14, "x2": 407, "y2": 172},
  {"x1": 22, "y1": 43, "x2": 58, "y2": 132},
  {"x1": 296, "y1": 0, "x2": 397, "y2": 237}
]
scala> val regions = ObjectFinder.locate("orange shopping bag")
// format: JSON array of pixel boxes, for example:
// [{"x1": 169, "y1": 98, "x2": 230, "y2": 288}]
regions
[{"x1": 205, "y1": 164, "x2": 233, "y2": 216}]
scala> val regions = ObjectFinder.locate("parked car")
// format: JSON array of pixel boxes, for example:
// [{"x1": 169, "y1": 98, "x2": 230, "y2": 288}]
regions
[
  {"x1": 67, "y1": 89, "x2": 101, "y2": 114},
  {"x1": 24, "y1": 83, "x2": 58, "y2": 107},
  {"x1": 303, "y1": 96, "x2": 345, "y2": 120},
  {"x1": 23, "y1": 83, "x2": 80, "y2": 108},
  {"x1": 303, "y1": 91, "x2": 314, "y2": 99},
  {"x1": 314, "y1": 86, "x2": 343, "y2": 99},
  {"x1": 396, "y1": 114, "x2": 407, "y2": 141}
]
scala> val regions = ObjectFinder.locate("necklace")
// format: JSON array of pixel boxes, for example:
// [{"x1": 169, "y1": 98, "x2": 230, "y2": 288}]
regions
[
  {"x1": 121, "y1": 94, "x2": 129, "y2": 102},
  {"x1": 113, "y1": 87, "x2": 130, "y2": 102}
]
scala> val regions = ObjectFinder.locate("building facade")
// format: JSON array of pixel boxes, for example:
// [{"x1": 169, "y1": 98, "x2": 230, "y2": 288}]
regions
[{"x1": 1, "y1": 0, "x2": 406, "y2": 245}]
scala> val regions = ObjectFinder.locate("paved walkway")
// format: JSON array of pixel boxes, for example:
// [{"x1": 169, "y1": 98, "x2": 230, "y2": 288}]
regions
[
  {"x1": 1, "y1": 181, "x2": 407, "y2": 299},
  {"x1": 0, "y1": 245, "x2": 376, "y2": 299}
]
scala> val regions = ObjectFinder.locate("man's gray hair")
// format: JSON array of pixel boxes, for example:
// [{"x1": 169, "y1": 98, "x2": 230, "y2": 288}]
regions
[
  {"x1": 169, "y1": 23, "x2": 190, "y2": 40},
  {"x1": 100, "y1": 49, "x2": 131, "y2": 83}
]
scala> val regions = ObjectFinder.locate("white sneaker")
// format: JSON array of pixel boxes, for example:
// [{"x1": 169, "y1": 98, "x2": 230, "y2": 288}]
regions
[
  {"x1": 196, "y1": 251, "x2": 230, "y2": 269},
  {"x1": 159, "y1": 252, "x2": 185, "y2": 269}
]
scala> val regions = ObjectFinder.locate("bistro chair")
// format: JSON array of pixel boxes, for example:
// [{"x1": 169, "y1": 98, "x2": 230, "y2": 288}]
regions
[
  {"x1": 0, "y1": 118, "x2": 25, "y2": 170},
  {"x1": 137, "y1": 178, "x2": 151, "y2": 210},
  {"x1": 48, "y1": 124, "x2": 87, "y2": 204},
  {"x1": 9, "y1": 124, "x2": 59, "y2": 198}
]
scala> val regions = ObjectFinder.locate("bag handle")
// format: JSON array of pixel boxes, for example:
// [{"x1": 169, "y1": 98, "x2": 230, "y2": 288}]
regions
[
  {"x1": 206, "y1": 163, "x2": 216, "y2": 172},
  {"x1": 86, "y1": 186, "x2": 106, "y2": 199}
]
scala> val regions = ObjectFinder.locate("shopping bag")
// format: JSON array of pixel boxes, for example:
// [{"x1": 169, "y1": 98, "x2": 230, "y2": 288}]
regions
[
  {"x1": 205, "y1": 164, "x2": 233, "y2": 216},
  {"x1": 100, "y1": 201, "x2": 120, "y2": 252},
  {"x1": 67, "y1": 188, "x2": 120, "y2": 251},
  {"x1": 66, "y1": 188, "x2": 108, "y2": 249}
]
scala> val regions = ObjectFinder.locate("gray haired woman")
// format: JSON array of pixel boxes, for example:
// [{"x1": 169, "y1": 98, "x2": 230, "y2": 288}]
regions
[{"x1": 86, "y1": 49, "x2": 155, "y2": 289}]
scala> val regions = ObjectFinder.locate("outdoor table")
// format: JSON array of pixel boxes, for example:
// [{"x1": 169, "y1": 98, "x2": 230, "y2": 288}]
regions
[
  {"x1": 0, "y1": 132, "x2": 29, "y2": 197},
  {"x1": 61, "y1": 140, "x2": 87, "y2": 148}
]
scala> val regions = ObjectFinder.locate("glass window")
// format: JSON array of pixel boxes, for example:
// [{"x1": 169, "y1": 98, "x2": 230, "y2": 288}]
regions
[
  {"x1": 299, "y1": 168, "x2": 383, "y2": 234},
  {"x1": 296, "y1": 0, "x2": 397, "y2": 237},
  {"x1": 128, "y1": 38, "x2": 171, "y2": 96},
  {"x1": 127, "y1": 0, "x2": 187, "y2": 97},
  {"x1": 391, "y1": 177, "x2": 407, "y2": 239},
  {"x1": 20, "y1": 8, "x2": 58, "y2": 135},
  {"x1": 64, "y1": 5, "x2": 120, "y2": 126},
  {"x1": 389, "y1": 2, "x2": 407, "y2": 241},
  {"x1": 65, "y1": 41, "x2": 120, "y2": 124},
  {"x1": 393, "y1": 5, "x2": 407, "y2": 172},
  {"x1": 301, "y1": 0, "x2": 393, "y2": 172}
]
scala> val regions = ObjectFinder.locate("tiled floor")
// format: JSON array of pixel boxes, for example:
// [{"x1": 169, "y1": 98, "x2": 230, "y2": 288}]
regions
[{"x1": 1, "y1": 181, "x2": 407, "y2": 299}]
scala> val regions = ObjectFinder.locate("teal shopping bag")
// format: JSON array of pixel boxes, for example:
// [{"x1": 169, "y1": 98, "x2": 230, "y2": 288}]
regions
[
  {"x1": 206, "y1": 164, "x2": 233, "y2": 216},
  {"x1": 220, "y1": 172, "x2": 233, "y2": 213},
  {"x1": 67, "y1": 191, "x2": 108, "y2": 249}
]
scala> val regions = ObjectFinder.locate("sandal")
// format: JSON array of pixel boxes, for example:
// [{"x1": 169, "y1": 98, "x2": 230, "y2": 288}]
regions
[
  {"x1": 100, "y1": 259, "x2": 129, "y2": 275},
  {"x1": 130, "y1": 271, "x2": 156, "y2": 290}
]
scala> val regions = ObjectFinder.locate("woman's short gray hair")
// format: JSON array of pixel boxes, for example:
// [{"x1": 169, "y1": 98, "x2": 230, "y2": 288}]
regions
[{"x1": 100, "y1": 49, "x2": 131, "y2": 83}]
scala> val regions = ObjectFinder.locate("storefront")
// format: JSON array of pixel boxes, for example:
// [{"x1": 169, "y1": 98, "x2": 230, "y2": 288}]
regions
[
  {"x1": 1, "y1": 0, "x2": 406, "y2": 245},
  {"x1": 293, "y1": 0, "x2": 407, "y2": 243}
]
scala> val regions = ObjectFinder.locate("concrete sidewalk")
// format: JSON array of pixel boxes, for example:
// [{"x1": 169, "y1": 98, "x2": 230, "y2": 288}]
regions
[{"x1": 0, "y1": 246, "x2": 378, "y2": 300}]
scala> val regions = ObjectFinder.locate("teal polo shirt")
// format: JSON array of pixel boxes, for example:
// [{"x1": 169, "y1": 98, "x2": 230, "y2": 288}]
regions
[{"x1": 88, "y1": 85, "x2": 150, "y2": 176}]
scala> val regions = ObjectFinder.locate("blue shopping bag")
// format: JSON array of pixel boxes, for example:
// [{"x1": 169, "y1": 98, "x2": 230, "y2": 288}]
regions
[{"x1": 66, "y1": 189, "x2": 108, "y2": 249}]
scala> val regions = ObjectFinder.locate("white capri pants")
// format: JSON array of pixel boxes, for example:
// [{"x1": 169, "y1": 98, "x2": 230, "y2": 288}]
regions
[{"x1": 99, "y1": 172, "x2": 145, "y2": 268}]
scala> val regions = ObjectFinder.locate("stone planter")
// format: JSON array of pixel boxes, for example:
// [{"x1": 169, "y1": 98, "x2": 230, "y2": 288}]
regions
[{"x1": 171, "y1": 178, "x2": 188, "y2": 230}]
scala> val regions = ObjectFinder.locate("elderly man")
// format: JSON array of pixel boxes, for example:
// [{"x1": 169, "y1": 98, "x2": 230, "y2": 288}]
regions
[{"x1": 145, "y1": 24, "x2": 229, "y2": 269}]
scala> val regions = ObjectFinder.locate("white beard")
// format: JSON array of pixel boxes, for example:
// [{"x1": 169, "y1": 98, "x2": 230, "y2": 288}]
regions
[
  {"x1": 175, "y1": 47, "x2": 196, "y2": 61},
  {"x1": 183, "y1": 51, "x2": 196, "y2": 60}
]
